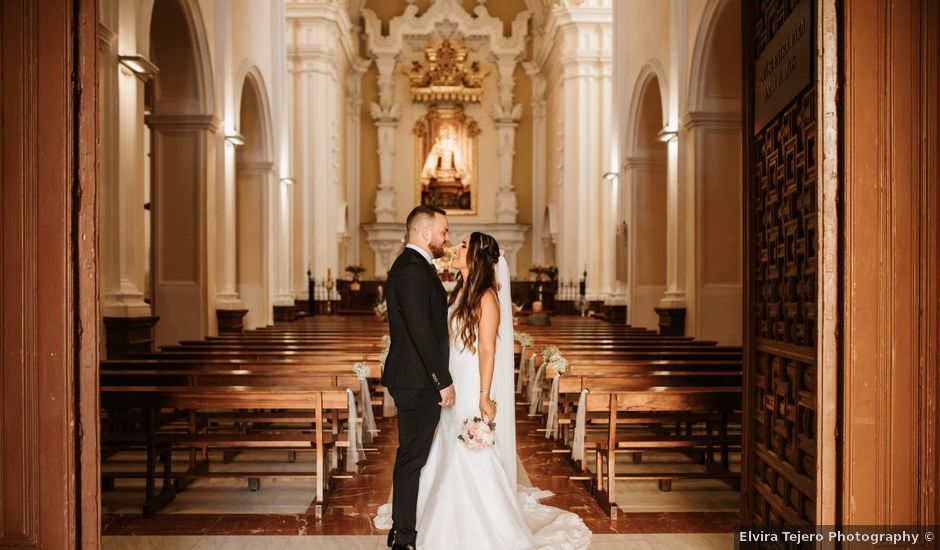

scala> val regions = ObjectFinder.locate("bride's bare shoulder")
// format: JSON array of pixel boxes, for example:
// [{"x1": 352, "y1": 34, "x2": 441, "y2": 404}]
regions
[{"x1": 480, "y1": 290, "x2": 499, "y2": 317}]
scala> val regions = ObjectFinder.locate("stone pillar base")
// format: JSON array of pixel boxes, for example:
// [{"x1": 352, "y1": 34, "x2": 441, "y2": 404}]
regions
[
  {"x1": 216, "y1": 309, "x2": 248, "y2": 334},
  {"x1": 103, "y1": 316, "x2": 160, "y2": 358},
  {"x1": 654, "y1": 307, "x2": 687, "y2": 336}
]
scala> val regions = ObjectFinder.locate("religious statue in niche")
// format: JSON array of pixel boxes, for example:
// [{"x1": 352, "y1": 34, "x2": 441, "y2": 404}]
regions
[
  {"x1": 406, "y1": 39, "x2": 488, "y2": 215},
  {"x1": 414, "y1": 105, "x2": 480, "y2": 213}
]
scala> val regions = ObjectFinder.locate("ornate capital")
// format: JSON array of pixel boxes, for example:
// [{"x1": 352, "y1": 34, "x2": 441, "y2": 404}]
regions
[
  {"x1": 491, "y1": 103, "x2": 524, "y2": 125},
  {"x1": 369, "y1": 102, "x2": 401, "y2": 123}
]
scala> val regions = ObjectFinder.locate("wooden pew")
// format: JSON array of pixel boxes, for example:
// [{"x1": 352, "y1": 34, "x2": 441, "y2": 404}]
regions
[
  {"x1": 101, "y1": 385, "x2": 351, "y2": 518},
  {"x1": 581, "y1": 386, "x2": 741, "y2": 518}
]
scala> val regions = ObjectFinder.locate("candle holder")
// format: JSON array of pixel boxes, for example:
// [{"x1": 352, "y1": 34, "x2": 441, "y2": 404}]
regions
[{"x1": 326, "y1": 273, "x2": 335, "y2": 315}]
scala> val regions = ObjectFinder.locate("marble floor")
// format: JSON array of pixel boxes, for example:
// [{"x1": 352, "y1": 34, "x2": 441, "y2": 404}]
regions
[
  {"x1": 102, "y1": 404, "x2": 740, "y2": 546},
  {"x1": 101, "y1": 533, "x2": 734, "y2": 549}
]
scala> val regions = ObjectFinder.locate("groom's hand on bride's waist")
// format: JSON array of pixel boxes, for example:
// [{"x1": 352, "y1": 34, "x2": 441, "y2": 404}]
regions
[{"x1": 438, "y1": 384, "x2": 455, "y2": 408}]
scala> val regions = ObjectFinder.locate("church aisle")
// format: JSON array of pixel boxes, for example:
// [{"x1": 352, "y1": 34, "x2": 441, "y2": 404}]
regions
[{"x1": 102, "y1": 401, "x2": 738, "y2": 542}]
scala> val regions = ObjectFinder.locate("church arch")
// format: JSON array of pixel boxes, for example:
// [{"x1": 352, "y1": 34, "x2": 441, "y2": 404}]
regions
[
  {"x1": 687, "y1": 0, "x2": 743, "y2": 344},
  {"x1": 146, "y1": 0, "x2": 217, "y2": 344},
  {"x1": 625, "y1": 69, "x2": 668, "y2": 330},
  {"x1": 235, "y1": 67, "x2": 276, "y2": 329}
]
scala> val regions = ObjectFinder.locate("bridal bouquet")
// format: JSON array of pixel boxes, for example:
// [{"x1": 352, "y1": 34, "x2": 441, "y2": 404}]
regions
[{"x1": 457, "y1": 416, "x2": 497, "y2": 450}]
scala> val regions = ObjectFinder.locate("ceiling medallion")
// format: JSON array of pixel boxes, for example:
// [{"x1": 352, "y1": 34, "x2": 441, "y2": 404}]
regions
[{"x1": 404, "y1": 39, "x2": 490, "y2": 103}]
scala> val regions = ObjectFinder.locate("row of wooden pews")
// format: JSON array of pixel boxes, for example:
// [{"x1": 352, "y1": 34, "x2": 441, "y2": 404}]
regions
[
  {"x1": 100, "y1": 316, "x2": 391, "y2": 518},
  {"x1": 514, "y1": 317, "x2": 742, "y2": 519}
]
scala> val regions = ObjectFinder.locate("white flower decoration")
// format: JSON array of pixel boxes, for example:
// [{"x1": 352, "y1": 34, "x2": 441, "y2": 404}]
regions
[
  {"x1": 379, "y1": 335, "x2": 391, "y2": 366},
  {"x1": 353, "y1": 361, "x2": 370, "y2": 381},
  {"x1": 548, "y1": 355, "x2": 568, "y2": 374}
]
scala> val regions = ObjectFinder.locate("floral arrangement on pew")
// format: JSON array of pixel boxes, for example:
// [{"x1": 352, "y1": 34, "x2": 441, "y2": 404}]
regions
[
  {"x1": 546, "y1": 353, "x2": 568, "y2": 375},
  {"x1": 528, "y1": 345, "x2": 560, "y2": 415},
  {"x1": 353, "y1": 361, "x2": 370, "y2": 381},
  {"x1": 379, "y1": 335, "x2": 391, "y2": 367},
  {"x1": 513, "y1": 331, "x2": 534, "y2": 393},
  {"x1": 543, "y1": 350, "x2": 568, "y2": 440},
  {"x1": 352, "y1": 361, "x2": 377, "y2": 443},
  {"x1": 374, "y1": 299, "x2": 388, "y2": 321},
  {"x1": 514, "y1": 331, "x2": 534, "y2": 347},
  {"x1": 542, "y1": 345, "x2": 560, "y2": 363}
]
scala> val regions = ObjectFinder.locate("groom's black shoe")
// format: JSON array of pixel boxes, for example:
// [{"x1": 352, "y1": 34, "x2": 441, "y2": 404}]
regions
[
  {"x1": 391, "y1": 544, "x2": 416, "y2": 550},
  {"x1": 387, "y1": 528, "x2": 396, "y2": 548}
]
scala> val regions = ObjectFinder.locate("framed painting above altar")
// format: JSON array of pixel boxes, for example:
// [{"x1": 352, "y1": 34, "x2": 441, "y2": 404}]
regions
[{"x1": 413, "y1": 104, "x2": 480, "y2": 215}]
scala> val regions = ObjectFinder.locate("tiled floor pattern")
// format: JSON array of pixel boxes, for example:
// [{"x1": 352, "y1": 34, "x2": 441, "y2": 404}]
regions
[
  {"x1": 102, "y1": 533, "x2": 733, "y2": 549},
  {"x1": 102, "y1": 404, "x2": 740, "y2": 543}
]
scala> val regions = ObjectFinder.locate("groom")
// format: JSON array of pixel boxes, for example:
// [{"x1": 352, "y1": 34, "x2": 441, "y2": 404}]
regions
[{"x1": 383, "y1": 205, "x2": 456, "y2": 550}]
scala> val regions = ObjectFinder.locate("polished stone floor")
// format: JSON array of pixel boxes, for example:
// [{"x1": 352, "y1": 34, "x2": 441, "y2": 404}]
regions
[{"x1": 102, "y1": 403, "x2": 739, "y2": 545}]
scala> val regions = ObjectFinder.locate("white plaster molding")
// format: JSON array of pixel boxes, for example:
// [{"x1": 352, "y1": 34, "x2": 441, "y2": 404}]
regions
[
  {"x1": 364, "y1": 222, "x2": 531, "y2": 278},
  {"x1": 491, "y1": 103, "x2": 524, "y2": 223},
  {"x1": 679, "y1": 110, "x2": 742, "y2": 129},
  {"x1": 525, "y1": 62, "x2": 547, "y2": 265},
  {"x1": 286, "y1": 0, "x2": 360, "y2": 74},
  {"x1": 363, "y1": 223, "x2": 407, "y2": 276},
  {"x1": 362, "y1": 0, "x2": 530, "y2": 60}
]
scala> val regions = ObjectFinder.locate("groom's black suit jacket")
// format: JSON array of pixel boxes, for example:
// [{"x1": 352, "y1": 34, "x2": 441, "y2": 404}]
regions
[{"x1": 382, "y1": 247, "x2": 452, "y2": 391}]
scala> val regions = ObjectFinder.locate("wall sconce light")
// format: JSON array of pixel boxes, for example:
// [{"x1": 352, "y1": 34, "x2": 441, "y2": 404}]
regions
[
  {"x1": 657, "y1": 126, "x2": 678, "y2": 143},
  {"x1": 224, "y1": 132, "x2": 246, "y2": 147},
  {"x1": 118, "y1": 55, "x2": 159, "y2": 79},
  {"x1": 280, "y1": 177, "x2": 296, "y2": 186},
  {"x1": 602, "y1": 171, "x2": 620, "y2": 182}
]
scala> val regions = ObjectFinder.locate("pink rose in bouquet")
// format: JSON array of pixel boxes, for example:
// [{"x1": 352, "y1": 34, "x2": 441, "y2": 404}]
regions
[{"x1": 457, "y1": 416, "x2": 497, "y2": 450}]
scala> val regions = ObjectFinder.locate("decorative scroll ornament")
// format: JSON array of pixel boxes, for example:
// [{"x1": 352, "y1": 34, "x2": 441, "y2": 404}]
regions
[{"x1": 404, "y1": 39, "x2": 490, "y2": 103}]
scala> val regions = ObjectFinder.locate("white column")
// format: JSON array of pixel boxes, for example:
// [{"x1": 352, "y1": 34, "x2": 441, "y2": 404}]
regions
[
  {"x1": 273, "y1": 180, "x2": 296, "y2": 306},
  {"x1": 286, "y1": 0, "x2": 357, "y2": 293},
  {"x1": 271, "y1": 0, "x2": 295, "y2": 309},
  {"x1": 346, "y1": 61, "x2": 369, "y2": 263},
  {"x1": 492, "y1": 55, "x2": 523, "y2": 223},
  {"x1": 551, "y1": 3, "x2": 612, "y2": 301},
  {"x1": 371, "y1": 53, "x2": 400, "y2": 223},
  {"x1": 298, "y1": 59, "x2": 341, "y2": 281},
  {"x1": 99, "y1": 18, "x2": 152, "y2": 318},
  {"x1": 598, "y1": 53, "x2": 616, "y2": 301},
  {"x1": 525, "y1": 64, "x2": 547, "y2": 266},
  {"x1": 660, "y1": 0, "x2": 689, "y2": 309},
  {"x1": 215, "y1": 1, "x2": 242, "y2": 309},
  {"x1": 363, "y1": 53, "x2": 403, "y2": 275}
]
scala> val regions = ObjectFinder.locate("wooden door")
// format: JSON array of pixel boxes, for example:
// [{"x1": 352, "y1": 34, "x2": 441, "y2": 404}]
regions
[
  {"x1": 742, "y1": 0, "x2": 821, "y2": 527},
  {"x1": 0, "y1": 0, "x2": 99, "y2": 547}
]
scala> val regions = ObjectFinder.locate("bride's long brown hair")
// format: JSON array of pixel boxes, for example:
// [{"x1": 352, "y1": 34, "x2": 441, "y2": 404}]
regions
[{"x1": 448, "y1": 232, "x2": 501, "y2": 354}]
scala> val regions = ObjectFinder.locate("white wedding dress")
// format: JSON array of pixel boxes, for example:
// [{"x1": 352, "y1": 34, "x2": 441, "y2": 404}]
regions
[{"x1": 376, "y1": 258, "x2": 591, "y2": 550}]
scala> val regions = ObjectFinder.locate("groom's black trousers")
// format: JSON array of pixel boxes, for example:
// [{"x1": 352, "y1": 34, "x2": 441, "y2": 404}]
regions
[{"x1": 389, "y1": 387, "x2": 442, "y2": 545}]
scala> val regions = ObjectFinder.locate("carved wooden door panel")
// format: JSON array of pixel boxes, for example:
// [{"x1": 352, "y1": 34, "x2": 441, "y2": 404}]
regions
[{"x1": 743, "y1": 0, "x2": 819, "y2": 527}]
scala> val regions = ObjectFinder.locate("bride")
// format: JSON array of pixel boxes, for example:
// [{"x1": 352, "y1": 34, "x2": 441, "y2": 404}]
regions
[{"x1": 377, "y1": 232, "x2": 591, "y2": 550}]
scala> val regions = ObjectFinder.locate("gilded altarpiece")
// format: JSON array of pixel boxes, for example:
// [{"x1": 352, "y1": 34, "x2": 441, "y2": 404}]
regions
[
  {"x1": 413, "y1": 105, "x2": 480, "y2": 213},
  {"x1": 406, "y1": 39, "x2": 488, "y2": 215},
  {"x1": 745, "y1": 0, "x2": 819, "y2": 528}
]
